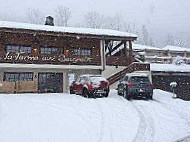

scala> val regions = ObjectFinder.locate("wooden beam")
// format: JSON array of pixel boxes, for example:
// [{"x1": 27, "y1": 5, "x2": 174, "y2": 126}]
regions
[{"x1": 129, "y1": 41, "x2": 133, "y2": 62}]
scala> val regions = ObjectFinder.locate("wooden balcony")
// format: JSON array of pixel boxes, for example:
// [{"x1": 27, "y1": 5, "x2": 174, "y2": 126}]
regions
[{"x1": 106, "y1": 56, "x2": 133, "y2": 66}]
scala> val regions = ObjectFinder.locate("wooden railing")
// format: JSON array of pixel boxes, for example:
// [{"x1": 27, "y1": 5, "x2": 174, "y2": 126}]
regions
[
  {"x1": 106, "y1": 56, "x2": 133, "y2": 66},
  {"x1": 107, "y1": 62, "x2": 150, "y2": 85}
]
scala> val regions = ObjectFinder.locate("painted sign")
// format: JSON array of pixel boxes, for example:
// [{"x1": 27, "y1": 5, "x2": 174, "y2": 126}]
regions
[{"x1": 3, "y1": 52, "x2": 93, "y2": 63}]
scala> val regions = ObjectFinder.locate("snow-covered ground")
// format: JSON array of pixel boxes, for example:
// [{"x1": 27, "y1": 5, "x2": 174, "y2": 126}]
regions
[{"x1": 0, "y1": 89, "x2": 190, "y2": 142}]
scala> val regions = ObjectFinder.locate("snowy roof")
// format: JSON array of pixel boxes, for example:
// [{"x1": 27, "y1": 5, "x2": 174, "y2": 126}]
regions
[
  {"x1": 162, "y1": 45, "x2": 190, "y2": 52},
  {"x1": 0, "y1": 21, "x2": 137, "y2": 39},
  {"x1": 133, "y1": 44, "x2": 161, "y2": 51},
  {"x1": 150, "y1": 63, "x2": 190, "y2": 72},
  {"x1": 111, "y1": 43, "x2": 161, "y2": 55}
]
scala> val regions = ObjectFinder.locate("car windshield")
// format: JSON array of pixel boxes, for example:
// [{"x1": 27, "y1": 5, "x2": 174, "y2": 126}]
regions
[
  {"x1": 90, "y1": 77, "x2": 107, "y2": 83},
  {"x1": 130, "y1": 76, "x2": 150, "y2": 83}
]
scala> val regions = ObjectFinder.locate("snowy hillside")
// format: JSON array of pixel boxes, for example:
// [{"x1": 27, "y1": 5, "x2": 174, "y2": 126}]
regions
[{"x1": 0, "y1": 90, "x2": 190, "y2": 142}]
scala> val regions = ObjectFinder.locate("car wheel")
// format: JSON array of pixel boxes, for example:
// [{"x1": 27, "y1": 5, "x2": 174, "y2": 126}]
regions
[
  {"x1": 82, "y1": 89, "x2": 89, "y2": 98},
  {"x1": 70, "y1": 88, "x2": 74, "y2": 94},
  {"x1": 117, "y1": 87, "x2": 122, "y2": 96},
  {"x1": 104, "y1": 93, "x2": 109, "y2": 97},
  {"x1": 149, "y1": 93, "x2": 153, "y2": 100},
  {"x1": 117, "y1": 90, "x2": 122, "y2": 96},
  {"x1": 104, "y1": 89, "x2": 109, "y2": 97},
  {"x1": 123, "y1": 89, "x2": 131, "y2": 100}
]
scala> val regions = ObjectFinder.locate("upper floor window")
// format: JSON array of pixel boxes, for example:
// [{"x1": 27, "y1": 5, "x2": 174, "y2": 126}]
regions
[
  {"x1": 71, "y1": 49, "x2": 91, "y2": 56},
  {"x1": 6, "y1": 45, "x2": 32, "y2": 53},
  {"x1": 40, "y1": 47, "x2": 61, "y2": 54}
]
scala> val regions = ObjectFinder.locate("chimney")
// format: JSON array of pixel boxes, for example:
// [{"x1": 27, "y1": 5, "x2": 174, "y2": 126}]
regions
[{"x1": 45, "y1": 16, "x2": 54, "y2": 26}]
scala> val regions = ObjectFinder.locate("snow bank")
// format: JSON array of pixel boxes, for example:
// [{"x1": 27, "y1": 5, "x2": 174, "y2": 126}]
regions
[
  {"x1": 150, "y1": 63, "x2": 190, "y2": 72},
  {"x1": 163, "y1": 45, "x2": 190, "y2": 52},
  {"x1": 0, "y1": 89, "x2": 190, "y2": 142}
]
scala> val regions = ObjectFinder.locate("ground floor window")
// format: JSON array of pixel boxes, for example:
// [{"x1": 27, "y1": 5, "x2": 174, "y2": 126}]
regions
[
  {"x1": 3, "y1": 72, "x2": 33, "y2": 82},
  {"x1": 38, "y1": 73, "x2": 63, "y2": 93}
]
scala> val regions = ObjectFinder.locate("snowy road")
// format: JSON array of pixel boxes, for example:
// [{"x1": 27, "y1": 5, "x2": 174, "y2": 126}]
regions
[{"x1": 0, "y1": 89, "x2": 190, "y2": 142}]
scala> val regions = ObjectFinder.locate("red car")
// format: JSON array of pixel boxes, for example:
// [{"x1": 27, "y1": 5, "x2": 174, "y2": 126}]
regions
[{"x1": 70, "y1": 75, "x2": 110, "y2": 98}]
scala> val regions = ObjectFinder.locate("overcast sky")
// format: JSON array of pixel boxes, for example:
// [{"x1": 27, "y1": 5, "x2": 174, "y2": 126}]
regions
[{"x1": 0, "y1": 0, "x2": 190, "y2": 47}]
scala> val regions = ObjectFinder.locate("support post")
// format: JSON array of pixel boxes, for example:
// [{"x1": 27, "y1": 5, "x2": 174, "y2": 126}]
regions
[
  {"x1": 123, "y1": 41, "x2": 128, "y2": 57},
  {"x1": 129, "y1": 41, "x2": 133, "y2": 62},
  {"x1": 63, "y1": 72, "x2": 69, "y2": 93},
  {"x1": 100, "y1": 39, "x2": 106, "y2": 71}
]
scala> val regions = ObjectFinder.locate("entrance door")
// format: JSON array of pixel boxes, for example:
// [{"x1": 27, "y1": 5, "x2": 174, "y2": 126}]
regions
[{"x1": 38, "y1": 73, "x2": 63, "y2": 93}]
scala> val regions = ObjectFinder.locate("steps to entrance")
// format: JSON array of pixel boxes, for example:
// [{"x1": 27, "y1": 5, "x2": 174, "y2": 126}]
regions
[
  {"x1": 107, "y1": 62, "x2": 150, "y2": 85},
  {"x1": 102, "y1": 66, "x2": 126, "y2": 79}
]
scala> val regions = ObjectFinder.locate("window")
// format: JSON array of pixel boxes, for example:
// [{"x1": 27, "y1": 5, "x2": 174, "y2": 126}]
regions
[
  {"x1": 71, "y1": 49, "x2": 91, "y2": 56},
  {"x1": 6, "y1": 45, "x2": 31, "y2": 53},
  {"x1": 129, "y1": 76, "x2": 150, "y2": 83},
  {"x1": 40, "y1": 47, "x2": 61, "y2": 54},
  {"x1": 124, "y1": 76, "x2": 128, "y2": 81},
  {"x1": 4, "y1": 72, "x2": 33, "y2": 82}
]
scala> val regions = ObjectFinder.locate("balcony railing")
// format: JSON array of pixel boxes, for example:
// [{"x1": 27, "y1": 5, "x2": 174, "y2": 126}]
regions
[{"x1": 106, "y1": 56, "x2": 133, "y2": 66}]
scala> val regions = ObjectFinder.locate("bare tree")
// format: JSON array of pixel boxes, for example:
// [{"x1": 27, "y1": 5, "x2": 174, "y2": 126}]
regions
[
  {"x1": 55, "y1": 6, "x2": 72, "y2": 27},
  {"x1": 84, "y1": 11, "x2": 103, "y2": 29},
  {"x1": 26, "y1": 8, "x2": 45, "y2": 24},
  {"x1": 0, "y1": 12, "x2": 23, "y2": 22},
  {"x1": 124, "y1": 22, "x2": 138, "y2": 34},
  {"x1": 165, "y1": 33, "x2": 174, "y2": 45},
  {"x1": 142, "y1": 25, "x2": 149, "y2": 45},
  {"x1": 104, "y1": 14, "x2": 124, "y2": 31}
]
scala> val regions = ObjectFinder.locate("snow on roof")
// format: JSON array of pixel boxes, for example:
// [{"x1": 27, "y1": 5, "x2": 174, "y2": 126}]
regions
[
  {"x1": 111, "y1": 43, "x2": 160, "y2": 55},
  {"x1": 162, "y1": 45, "x2": 190, "y2": 52},
  {"x1": 133, "y1": 44, "x2": 161, "y2": 51},
  {"x1": 0, "y1": 21, "x2": 137, "y2": 38},
  {"x1": 150, "y1": 63, "x2": 190, "y2": 72}
]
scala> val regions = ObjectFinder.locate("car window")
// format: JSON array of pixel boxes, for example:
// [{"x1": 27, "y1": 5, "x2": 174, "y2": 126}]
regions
[
  {"x1": 129, "y1": 76, "x2": 150, "y2": 83},
  {"x1": 80, "y1": 77, "x2": 86, "y2": 83},
  {"x1": 123, "y1": 76, "x2": 128, "y2": 81}
]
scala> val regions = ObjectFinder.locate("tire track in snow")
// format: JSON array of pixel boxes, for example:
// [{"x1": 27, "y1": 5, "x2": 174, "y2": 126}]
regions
[
  {"x1": 176, "y1": 135, "x2": 190, "y2": 142},
  {"x1": 131, "y1": 101, "x2": 154, "y2": 142},
  {"x1": 152, "y1": 99, "x2": 190, "y2": 141},
  {"x1": 110, "y1": 93, "x2": 153, "y2": 142},
  {"x1": 113, "y1": 93, "x2": 154, "y2": 142},
  {"x1": 153, "y1": 99, "x2": 190, "y2": 126},
  {"x1": 96, "y1": 99, "x2": 114, "y2": 142}
]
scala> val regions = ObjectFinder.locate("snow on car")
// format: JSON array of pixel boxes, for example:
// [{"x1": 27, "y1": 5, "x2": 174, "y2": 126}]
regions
[{"x1": 70, "y1": 74, "x2": 109, "y2": 98}]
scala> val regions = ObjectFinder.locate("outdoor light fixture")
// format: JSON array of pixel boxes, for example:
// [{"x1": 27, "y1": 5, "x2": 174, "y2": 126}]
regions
[
  {"x1": 65, "y1": 49, "x2": 70, "y2": 56},
  {"x1": 76, "y1": 36, "x2": 80, "y2": 39},
  {"x1": 32, "y1": 48, "x2": 38, "y2": 54}
]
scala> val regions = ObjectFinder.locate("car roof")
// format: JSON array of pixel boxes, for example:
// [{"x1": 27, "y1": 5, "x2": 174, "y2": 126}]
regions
[{"x1": 125, "y1": 73, "x2": 148, "y2": 77}]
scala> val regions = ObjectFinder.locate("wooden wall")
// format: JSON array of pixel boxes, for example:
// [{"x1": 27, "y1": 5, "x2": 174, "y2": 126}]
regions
[
  {"x1": 0, "y1": 30, "x2": 101, "y2": 66},
  {"x1": 152, "y1": 73, "x2": 190, "y2": 101}
]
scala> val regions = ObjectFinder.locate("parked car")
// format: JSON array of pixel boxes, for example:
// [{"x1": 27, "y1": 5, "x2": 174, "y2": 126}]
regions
[
  {"x1": 117, "y1": 73, "x2": 153, "y2": 100},
  {"x1": 70, "y1": 74, "x2": 110, "y2": 98}
]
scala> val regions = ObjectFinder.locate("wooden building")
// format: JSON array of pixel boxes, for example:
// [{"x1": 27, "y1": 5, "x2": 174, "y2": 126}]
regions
[{"x1": 0, "y1": 20, "x2": 137, "y2": 93}]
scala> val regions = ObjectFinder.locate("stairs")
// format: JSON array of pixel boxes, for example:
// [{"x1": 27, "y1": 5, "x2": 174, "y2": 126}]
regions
[{"x1": 107, "y1": 62, "x2": 150, "y2": 85}]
